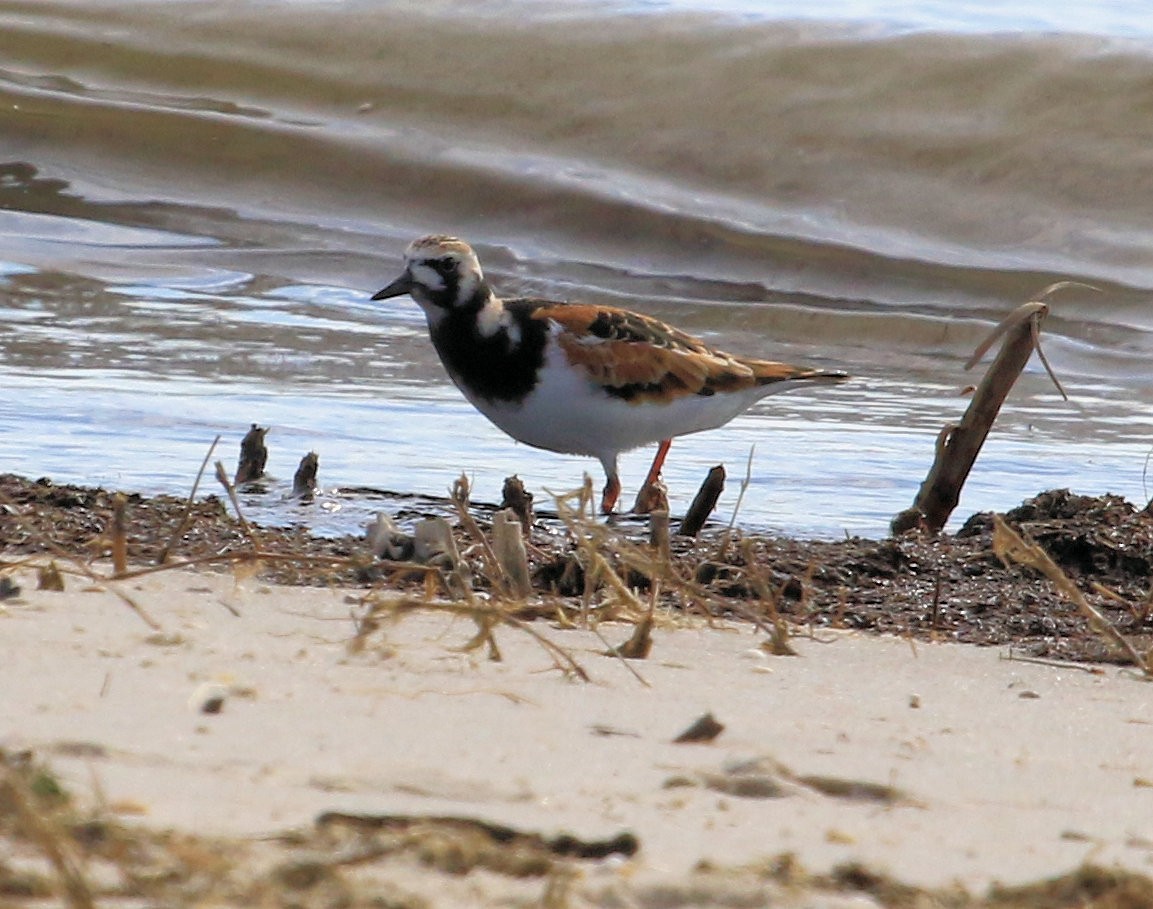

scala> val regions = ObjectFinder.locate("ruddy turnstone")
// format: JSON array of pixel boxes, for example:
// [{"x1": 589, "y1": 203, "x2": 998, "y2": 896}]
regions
[{"x1": 373, "y1": 235, "x2": 848, "y2": 514}]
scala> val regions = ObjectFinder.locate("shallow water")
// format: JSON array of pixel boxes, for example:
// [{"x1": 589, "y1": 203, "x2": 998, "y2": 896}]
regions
[{"x1": 3, "y1": 0, "x2": 1153, "y2": 538}]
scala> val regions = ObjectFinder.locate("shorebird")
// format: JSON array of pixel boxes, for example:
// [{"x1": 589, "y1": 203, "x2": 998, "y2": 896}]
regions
[{"x1": 373, "y1": 235, "x2": 848, "y2": 514}]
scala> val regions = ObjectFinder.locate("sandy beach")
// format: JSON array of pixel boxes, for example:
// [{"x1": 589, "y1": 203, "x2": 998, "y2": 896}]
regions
[{"x1": 4, "y1": 556, "x2": 1153, "y2": 907}]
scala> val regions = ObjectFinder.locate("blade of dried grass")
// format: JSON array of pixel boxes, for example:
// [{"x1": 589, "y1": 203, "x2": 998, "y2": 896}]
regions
[
  {"x1": 214, "y1": 460, "x2": 262, "y2": 551},
  {"x1": 158, "y1": 434, "x2": 220, "y2": 564}
]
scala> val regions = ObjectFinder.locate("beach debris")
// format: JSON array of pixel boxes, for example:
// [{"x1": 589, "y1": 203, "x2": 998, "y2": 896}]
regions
[
  {"x1": 665, "y1": 756, "x2": 795, "y2": 799},
  {"x1": 796, "y1": 773, "x2": 915, "y2": 806},
  {"x1": 499, "y1": 474, "x2": 534, "y2": 533},
  {"x1": 679, "y1": 465, "x2": 725, "y2": 537},
  {"x1": 37, "y1": 562, "x2": 65, "y2": 591},
  {"x1": 673, "y1": 711, "x2": 725, "y2": 744},
  {"x1": 671, "y1": 755, "x2": 917, "y2": 806},
  {"x1": 365, "y1": 513, "x2": 415, "y2": 561},
  {"x1": 611, "y1": 608, "x2": 654, "y2": 659},
  {"x1": 291, "y1": 452, "x2": 319, "y2": 498},
  {"x1": 315, "y1": 811, "x2": 639, "y2": 871},
  {"x1": 413, "y1": 517, "x2": 472, "y2": 594},
  {"x1": 0, "y1": 574, "x2": 20, "y2": 600},
  {"x1": 188, "y1": 682, "x2": 227, "y2": 714},
  {"x1": 492, "y1": 509, "x2": 531, "y2": 599},
  {"x1": 632, "y1": 473, "x2": 668, "y2": 515},
  {"x1": 895, "y1": 285, "x2": 1084, "y2": 535},
  {"x1": 111, "y1": 492, "x2": 128, "y2": 577},
  {"x1": 648, "y1": 508, "x2": 671, "y2": 562},
  {"x1": 235, "y1": 423, "x2": 269, "y2": 485},
  {"x1": 992, "y1": 514, "x2": 1153, "y2": 678}
]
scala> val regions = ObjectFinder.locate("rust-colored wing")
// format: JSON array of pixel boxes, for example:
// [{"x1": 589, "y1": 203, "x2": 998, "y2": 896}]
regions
[{"x1": 520, "y1": 301, "x2": 843, "y2": 404}]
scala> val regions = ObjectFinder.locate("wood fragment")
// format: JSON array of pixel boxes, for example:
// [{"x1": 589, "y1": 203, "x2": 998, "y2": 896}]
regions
[
  {"x1": 500, "y1": 475, "x2": 534, "y2": 533},
  {"x1": 235, "y1": 424, "x2": 268, "y2": 485},
  {"x1": 492, "y1": 509, "x2": 532, "y2": 599},
  {"x1": 292, "y1": 452, "x2": 319, "y2": 498},
  {"x1": 679, "y1": 465, "x2": 725, "y2": 537},
  {"x1": 110, "y1": 493, "x2": 128, "y2": 578}
]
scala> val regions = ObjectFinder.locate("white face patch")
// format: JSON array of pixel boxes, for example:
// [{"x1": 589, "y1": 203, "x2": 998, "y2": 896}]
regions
[{"x1": 408, "y1": 261, "x2": 447, "y2": 294}]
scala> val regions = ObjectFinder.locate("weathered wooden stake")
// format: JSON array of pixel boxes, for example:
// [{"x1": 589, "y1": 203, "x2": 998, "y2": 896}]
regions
[
  {"x1": 492, "y1": 508, "x2": 532, "y2": 599},
  {"x1": 679, "y1": 465, "x2": 725, "y2": 537},
  {"x1": 292, "y1": 452, "x2": 319, "y2": 497},
  {"x1": 235, "y1": 424, "x2": 268, "y2": 484}
]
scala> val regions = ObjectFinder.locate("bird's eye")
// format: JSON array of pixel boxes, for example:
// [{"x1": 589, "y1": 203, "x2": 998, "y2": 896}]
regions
[{"x1": 431, "y1": 257, "x2": 455, "y2": 275}]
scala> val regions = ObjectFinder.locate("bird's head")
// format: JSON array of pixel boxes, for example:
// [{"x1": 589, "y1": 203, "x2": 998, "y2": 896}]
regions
[{"x1": 372, "y1": 235, "x2": 490, "y2": 315}]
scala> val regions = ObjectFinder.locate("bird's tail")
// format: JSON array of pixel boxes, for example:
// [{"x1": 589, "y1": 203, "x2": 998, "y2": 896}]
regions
[{"x1": 749, "y1": 361, "x2": 850, "y2": 389}]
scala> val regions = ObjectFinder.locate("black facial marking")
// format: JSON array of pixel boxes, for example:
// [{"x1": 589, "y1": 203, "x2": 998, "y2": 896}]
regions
[
  {"x1": 429, "y1": 256, "x2": 456, "y2": 276},
  {"x1": 430, "y1": 298, "x2": 550, "y2": 402}
]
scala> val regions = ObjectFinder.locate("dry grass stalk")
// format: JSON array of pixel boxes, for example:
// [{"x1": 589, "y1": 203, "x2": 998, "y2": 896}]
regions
[
  {"x1": 214, "y1": 459, "x2": 263, "y2": 552},
  {"x1": 738, "y1": 538, "x2": 797, "y2": 656},
  {"x1": 649, "y1": 509, "x2": 670, "y2": 564},
  {"x1": 901, "y1": 288, "x2": 1075, "y2": 535},
  {"x1": 992, "y1": 515, "x2": 1151, "y2": 677},
  {"x1": 0, "y1": 767, "x2": 93, "y2": 909},
  {"x1": 158, "y1": 434, "x2": 220, "y2": 564}
]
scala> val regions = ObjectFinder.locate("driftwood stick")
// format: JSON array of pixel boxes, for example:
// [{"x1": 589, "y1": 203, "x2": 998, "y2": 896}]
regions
[
  {"x1": 235, "y1": 424, "x2": 268, "y2": 485},
  {"x1": 292, "y1": 452, "x2": 319, "y2": 498},
  {"x1": 900, "y1": 301, "x2": 1048, "y2": 535},
  {"x1": 110, "y1": 493, "x2": 128, "y2": 578},
  {"x1": 679, "y1": 465, "x2": 725, "y2": 537}
]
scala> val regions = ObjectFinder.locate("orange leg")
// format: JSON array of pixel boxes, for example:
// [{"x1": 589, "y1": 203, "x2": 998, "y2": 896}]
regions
[
  {"x1": 633, "y1": 439, "x2": 672, "y2": 514},
  {"x1": 643, "y1": 439, "x2": 672, "y2": 488},
  {"x1": 600, "y1": 474, "x2": 621, "y2": 515}
]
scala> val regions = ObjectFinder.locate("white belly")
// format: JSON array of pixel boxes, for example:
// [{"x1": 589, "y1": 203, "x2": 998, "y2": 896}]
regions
[{"x1": 449, "y1": 340, "x2": 804, "y2": 464}]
